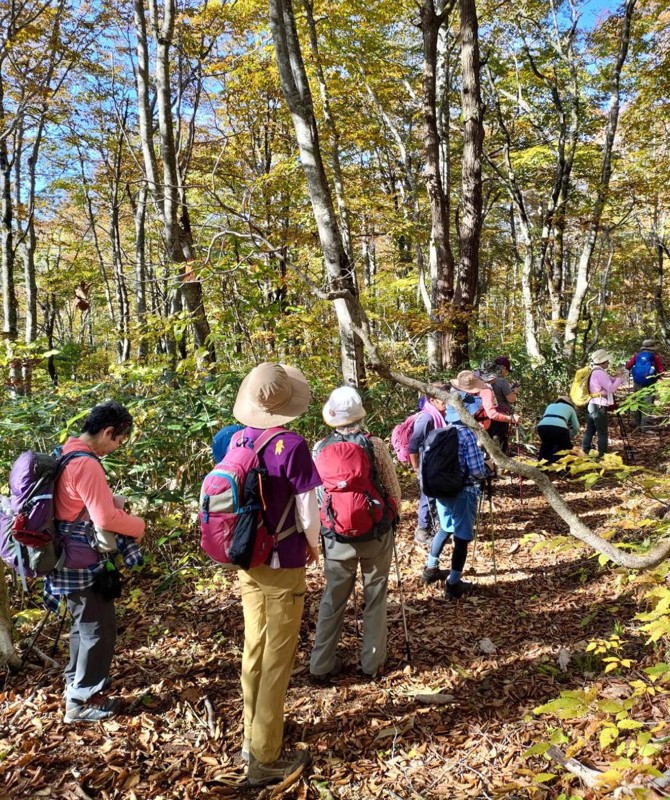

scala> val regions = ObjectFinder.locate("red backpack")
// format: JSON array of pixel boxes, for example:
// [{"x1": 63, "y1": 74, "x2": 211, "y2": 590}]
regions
[
  {"x1": 313, "y1": 431, "x2": 397, "y2": 542},
  {"x1": 200, "y1": 427, "x2": 296, "y2": 569},
  {"x1": 390, "y1": 413, "x2": 418, "y2": 463}
]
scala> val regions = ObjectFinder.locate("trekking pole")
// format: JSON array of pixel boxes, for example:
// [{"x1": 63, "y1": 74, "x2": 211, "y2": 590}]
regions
[
  {"x1": 472, "y1": 490, "x2": 485, "y2": 562},
  {"x1": 352, "y1": 566, "x2": 361, "y2": 638},
  {"x1": 486, "y1": 476, "x2": 498, "y2": 584},
  {"x1": 392, "y1": 531, "x2": 412, "y2": 663},
  {"x1": 616, "y1": 410, "x2": 635, "y2": 465},
  {"x1": 50, "y1": 601, "x2": 68, "y2": 657}
]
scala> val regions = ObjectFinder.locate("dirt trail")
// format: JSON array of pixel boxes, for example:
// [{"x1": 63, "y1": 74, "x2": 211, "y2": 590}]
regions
[{"x1": 1, "y1": 427, "x2": 668, "y2": 798}]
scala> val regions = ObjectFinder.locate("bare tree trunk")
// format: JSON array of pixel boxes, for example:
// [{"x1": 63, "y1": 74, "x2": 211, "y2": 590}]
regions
[
  {"x1": 563, "y1": 0, "x2": 636, "y2": 359},
  {"x1": 129, "y1": 184, "x2": 149, "y2": 359},
  {"x1": 269, "y1": 0, "x2": 366, "y2": 386},
  {"x1": 448, "y1": 0, "x2": 483, "y2": 367},
  {"x1": 135, "y1": 0, "x2": 213, "y2": 360},
  {"x1": 655, "y1": 237, "x2": 670, "y2": 344},
  {"x1": 0, "y1": 126, "x2": 17, "y2": 340},
  {"x1": 419, "y1": 0, "x2": 455, "y2": 372}
]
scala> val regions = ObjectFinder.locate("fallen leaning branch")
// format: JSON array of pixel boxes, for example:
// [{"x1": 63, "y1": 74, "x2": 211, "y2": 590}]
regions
[
  {"x1": 289, "y1": 256, "x2": 670, "y2": 570},
  {"x1": 547, "y1": 745, "x2": 665, "y2": 799},
  {"x1": 351, "y1": 303, "x2": 670, "y2": 571}
]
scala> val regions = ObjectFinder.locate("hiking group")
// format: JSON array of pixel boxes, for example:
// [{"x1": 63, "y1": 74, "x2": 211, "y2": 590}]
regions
[{"x1": 0, "y1": 338, "x2": 664, "y2": 787}]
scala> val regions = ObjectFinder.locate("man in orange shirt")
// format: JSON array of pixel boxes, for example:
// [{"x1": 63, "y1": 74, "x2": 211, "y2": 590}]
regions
[{"x1": 45, "y1": 401, "x2": 145, "y2": 724}]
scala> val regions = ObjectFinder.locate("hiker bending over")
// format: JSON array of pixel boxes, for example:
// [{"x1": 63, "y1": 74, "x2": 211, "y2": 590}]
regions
[
  {"x1": 421, "y1": 371, "x2": 491, "y2": 599},
  {"x1": 232, "y1": 363, "x2": 321, "y2": 787},
  {"x1": 45, "y1": 401, "x2": 145, "y2": 724},
  {"x1": 310, "y1": 387, "x2": 401, "y2": 681},
  {"x1": 537, "y1": 396, "x2": 580, "y2": 464},
  {"x1": 580, "y1": 349, "x2": 624, "y2": 458},
  {"x1": 625, "y1": 338, "x2": 664, "y2": 432},
  {"x1": 408, "y1": 384, "x2": 449, "y2": 547}
]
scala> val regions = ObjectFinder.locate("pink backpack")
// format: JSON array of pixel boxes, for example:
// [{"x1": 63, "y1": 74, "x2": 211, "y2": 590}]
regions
[
  {"x1": 390, "y1": 413, "x2": 418, "y2": 463},
  {"x1": 199, "y1": 427, "x2": 296, "y2": 569}
]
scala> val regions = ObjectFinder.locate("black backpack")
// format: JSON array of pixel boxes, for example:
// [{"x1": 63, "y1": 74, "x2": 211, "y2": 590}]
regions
[{"x1": 420, "y1": 426, "x2": 464, "y2": 500}]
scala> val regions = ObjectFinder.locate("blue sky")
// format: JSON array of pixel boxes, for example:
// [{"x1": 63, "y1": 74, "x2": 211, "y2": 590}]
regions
[{"x1": 582, "y1": 0, "x2": 623, "y2": 29}]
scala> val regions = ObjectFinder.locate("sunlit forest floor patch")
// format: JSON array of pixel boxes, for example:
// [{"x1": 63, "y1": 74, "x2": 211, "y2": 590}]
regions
[{"x1": 1, "y1": 427, "x2": 669, "y2": 799}]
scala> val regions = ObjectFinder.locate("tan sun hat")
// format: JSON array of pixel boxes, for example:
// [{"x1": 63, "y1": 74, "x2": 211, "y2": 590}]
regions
[
  {"x1": 233, "y1": 362, "x2": 311, "y2": 429},
  {"x1": 590, "y1": 348, "x2": 612, "y2": 365},
  {"x1": 557, "y1": 395, "x2": 574, "y2": 406},
  {"x1": 450, "y1": 370, "x2": 487, "y2": 393},
  {"x1": 642, "y1": 339, "x2": 658, "y2": 349},
  {"x1": 323, "y1": 386, "x2": 366, "y2": 427}
]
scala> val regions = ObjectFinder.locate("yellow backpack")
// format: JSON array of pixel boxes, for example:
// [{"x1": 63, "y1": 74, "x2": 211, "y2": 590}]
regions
[{"x1": 569, "y1": 365, "x2": 593, "y2": 407}]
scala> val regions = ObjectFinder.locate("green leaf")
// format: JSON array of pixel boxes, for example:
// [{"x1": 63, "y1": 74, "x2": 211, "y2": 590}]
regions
[
  {"x1": 533, "y1": 773, "x2": 557, "y2": 784},
  {"x1": 617, "y1": 719, "x2": 644, "y2": 730},
  {"x1": 599, "y1": 726, "x2": 619, "y2": 748},
  {"x1": 524, "y1": 742, "x2": 550, "y2": 758}
]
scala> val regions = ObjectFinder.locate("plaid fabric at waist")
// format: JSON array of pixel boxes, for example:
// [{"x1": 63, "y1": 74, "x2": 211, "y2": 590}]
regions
[{"x1": 43, "y1": 520, "x2": 143, "y2": 613}]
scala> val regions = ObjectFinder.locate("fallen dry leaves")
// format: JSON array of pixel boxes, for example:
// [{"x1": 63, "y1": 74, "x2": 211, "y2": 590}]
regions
[{"x1": 1, "y1": 426, "x2": 670, "y2": 798}]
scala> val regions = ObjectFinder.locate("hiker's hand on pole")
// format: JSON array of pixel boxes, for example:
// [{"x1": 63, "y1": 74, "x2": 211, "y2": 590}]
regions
[
  {"x1": 510, "y1": 414, "x2": 521, "y2": 425},
  {"x1": 306, "y1": 544, "x2": 320, "y2": 565}
]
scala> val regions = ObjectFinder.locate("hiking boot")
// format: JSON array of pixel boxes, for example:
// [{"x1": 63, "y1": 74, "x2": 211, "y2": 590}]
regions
[
  {"x1": 64, "y1": 694, "x2": 119, "y2": 724},
  {"x1": 414, "y1": 527, "x2": 432, "y2": 546},
  {"x1": 421, "y1": 566, "x2": 449, "y2": 585},
  {"x1": 360, "y1": 661, "x2": 385, "y2": 681},
  {"x1": 309, "y1": 655, "x2": 343, "y2": 684},
  {"x1": 445, "y1": 579, "x2": 473, "y2": 601},
  {"x1": 247, "y1": 749, "x2": 311, "y2": 786}
]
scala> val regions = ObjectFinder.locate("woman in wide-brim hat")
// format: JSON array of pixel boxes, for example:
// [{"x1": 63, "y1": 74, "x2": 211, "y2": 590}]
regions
[{"x1": 231, "y1": 362, "x2": 322, "y2": 786}]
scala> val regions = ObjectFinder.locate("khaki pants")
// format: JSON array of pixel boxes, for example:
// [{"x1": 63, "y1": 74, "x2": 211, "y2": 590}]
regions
[
  {"x1": 310, "y1": 533, "x2": 392, "y2": 677},
  {"x1": 239, "y1": 565, "x2": 306, "y2": 764}
]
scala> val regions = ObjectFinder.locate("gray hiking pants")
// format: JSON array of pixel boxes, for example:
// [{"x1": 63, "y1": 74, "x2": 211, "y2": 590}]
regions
[
  {"x1": 65, "y1": 587, "x2": 117, "y2": 704},
  {"x1": 310, "y1": 532, "x2": 393, "y2": 677}
]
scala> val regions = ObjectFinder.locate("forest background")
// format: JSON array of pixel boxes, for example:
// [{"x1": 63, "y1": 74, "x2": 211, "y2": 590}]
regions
[{"x1": 2, "y1": 0, "x2": 670, "y2": 797}]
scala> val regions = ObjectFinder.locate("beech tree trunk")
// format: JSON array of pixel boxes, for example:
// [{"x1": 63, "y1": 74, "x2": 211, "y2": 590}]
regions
[
  {"x1": 269, "y1": 0, "x2": 366, "y2": 387},
  {"x1": 447, "y1": 0, "x2": 483, "y2": 367},
  {"x1": 0, "y1": 122, "x2": 17, "y2": 340},
  {"x1": 419, "y1": 0, "x2": 455, "y2": 372},
  {"x1": 135, "y1": 0, "x2": 213, "y2": 360}
]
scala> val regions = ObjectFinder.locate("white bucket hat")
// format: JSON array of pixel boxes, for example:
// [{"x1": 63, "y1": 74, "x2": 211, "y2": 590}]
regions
[
  {"x1": 322, "y1": 386, "x2": 366, "y2": 427},
  {"x1": 590, "y1": 349, "x2": 612, "y2": 365},
  {"x1": 233, "y1": 362, "x2": 311, "y2": 429}
]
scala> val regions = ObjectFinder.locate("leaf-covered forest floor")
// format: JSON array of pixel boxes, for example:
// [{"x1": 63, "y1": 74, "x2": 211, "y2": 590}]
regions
[{"x1": 2, "y1": 426, "x2": 670, "y2": 799}]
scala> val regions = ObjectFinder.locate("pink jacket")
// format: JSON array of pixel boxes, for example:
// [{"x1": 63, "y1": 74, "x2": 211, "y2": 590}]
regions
[
  {"x1": 588, "y1": 366, "x2": 623, "y2": 407},
  {"x1": 480, "y1": 385, "x2": 515, "y2": 424},
  {"x1": 54, "y1": 437, "x2": 145, "y2": 538}
]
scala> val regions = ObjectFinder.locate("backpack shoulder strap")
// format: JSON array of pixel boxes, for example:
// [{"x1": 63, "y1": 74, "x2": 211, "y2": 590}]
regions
[
  {"x1": 249, "y1": 426, "x2": 286, "y2": 455},
  {"x1": 56, "y1": 450, "x2": 101, "y2": 478},
  {"x1": 314, "y1": 431, "x2": 345, "y2": 458}
]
